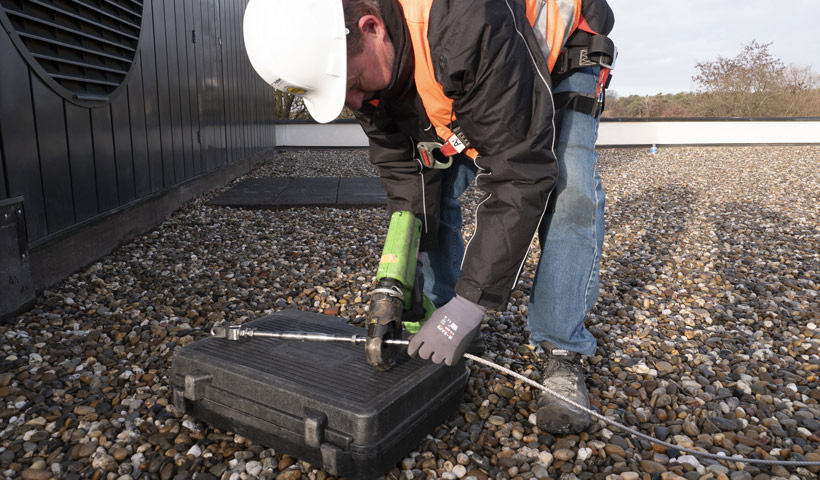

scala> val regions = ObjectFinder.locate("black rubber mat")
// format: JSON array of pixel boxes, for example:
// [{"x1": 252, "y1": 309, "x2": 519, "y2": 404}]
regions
[{"x1": 209, "y1": 177, "x2": 385, "y2": 208}]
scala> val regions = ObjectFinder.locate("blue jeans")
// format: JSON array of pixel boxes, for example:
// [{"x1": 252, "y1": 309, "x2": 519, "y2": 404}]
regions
[
  {"x1": 420, "y1": 156, "x2": 478, "y2": 308},
  {"x1": 422, "y1": 67, "x2": 604, "y2": 356}
]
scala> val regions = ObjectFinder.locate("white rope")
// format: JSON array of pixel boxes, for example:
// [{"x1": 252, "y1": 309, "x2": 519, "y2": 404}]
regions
[
  {"x1": 214, "y1": 328, "x2": 819, "y2": 468},
  {"x1": 463, "y1": 353, "x2": 820, "y2": 468}
]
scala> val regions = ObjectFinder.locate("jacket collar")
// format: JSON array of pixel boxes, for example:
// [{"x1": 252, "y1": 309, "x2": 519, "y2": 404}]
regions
[{"x1": 373, "y1": 0, "x2": 414, "y2": 103}]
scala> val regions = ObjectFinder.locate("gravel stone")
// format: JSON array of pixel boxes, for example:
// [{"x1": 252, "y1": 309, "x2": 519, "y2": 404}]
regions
[{"x1": 2, "y1": 146, "x2": 819, "y2": 479}]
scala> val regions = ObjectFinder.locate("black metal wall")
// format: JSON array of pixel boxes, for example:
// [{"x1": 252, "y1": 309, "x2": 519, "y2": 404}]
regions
[{"x1": 0, "y1": 0, "x2": 277, "y2": 317}]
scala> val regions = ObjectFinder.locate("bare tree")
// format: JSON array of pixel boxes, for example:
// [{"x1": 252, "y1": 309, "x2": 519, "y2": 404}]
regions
[
  {"x1": 692, "y1": 40, "x2": 785, "y2": 116},
  {"x1": 273, "y1": 92, "x2": 360, "y2": 121},
  {"x1": 274, "y1": 91, "x2": 311, "y2": 120},
  {"x1": 775, "y1": 64, "x2": 820, "y2": 116},
  {"x1": 783, "y1": 64, "x2": 820, "y2": 92},
  {"x1": 276, "y1": 39, "x2": 820, "y2": 119}
]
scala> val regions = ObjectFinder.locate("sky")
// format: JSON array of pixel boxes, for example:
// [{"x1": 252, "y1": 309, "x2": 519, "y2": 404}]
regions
[{"x1": 605, "y1": 0, "x2": 819, "y2": 97}]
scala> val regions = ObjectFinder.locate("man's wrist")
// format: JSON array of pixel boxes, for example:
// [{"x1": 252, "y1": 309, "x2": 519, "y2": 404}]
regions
[{"x1": 455, "y1": 280, "x2": 508, "y2": 309}]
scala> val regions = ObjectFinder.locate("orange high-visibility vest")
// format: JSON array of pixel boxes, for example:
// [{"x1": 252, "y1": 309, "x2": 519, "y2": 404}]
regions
[{"x1": 397, "y1": 0, "x2": 584, "y2": 159}]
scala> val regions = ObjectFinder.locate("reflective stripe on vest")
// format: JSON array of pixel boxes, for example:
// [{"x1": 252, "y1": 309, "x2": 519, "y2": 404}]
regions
[
  {"x1": 397, "y1": 0, "x2": 581, "y2": 159},
  {"x1": 527, "y1": 0, "x2": 581, "y2": 71}
]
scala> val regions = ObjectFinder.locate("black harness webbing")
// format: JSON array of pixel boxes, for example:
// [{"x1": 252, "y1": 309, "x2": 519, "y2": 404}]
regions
[
  {"x1": 554, "y1": 35, "x2": 616, "y2": 75},
  {"x1": 553, "y1": 91, "x2": 601, "y2": 117},
  {"x1": 552, "y1": 34, "x2": 616, "y2": 117}
]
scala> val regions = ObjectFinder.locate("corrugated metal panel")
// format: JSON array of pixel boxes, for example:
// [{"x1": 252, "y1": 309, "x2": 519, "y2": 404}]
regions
[
  {"x1": 163, "y1": 1, "x2": 184, "y2": 183},
  {"x1": 89, "y1": 105, "x2": 118, "y2": 212},
  {"x1": 64, "y1": 104, "x2": 97, "y2": 221},
  {"x1": 173, "y1": 1, "x2": 194, "y2": 180},
  {"x1": 32, "y1": 77, "x2": 75, "y2": 232},
  {"x1": 196, "y1": 0, "x2": 213, "y2": 172},
  {"x1": 215, "y1": 1, "x2": 227, "y2": 167},
  {"x1": 0, "y1": 0, "x2": 143, "y2": 100},
  {"x1": 127, "y1": 61, "x2": 151, "y2": 198},
  {"x1": 0, "y1": 0, "x2": 276, "y2": 244},
  {"x1": 209, "y1": 0, "x2": 226, "y2": 169},
  {"x1": 111, "y1": 84, "x2": 135, "y2": 203},
  {"x1": 239, "y1": 3, "x2": 251, "y2": 157},
  {"x1": 0, "y1": 136, "x2": 6, "y2": 200},
  {"x1": 183, "y1": 0, "x2": 202, "y2": 177},
  {"x1": 0, "y1": 30, "x2": 47, "y2": 240},
  {"x1": 136, "y1": 1, "x2": 162, "y2": 193},
  {"x1": 221, "y1": 0, "x2": 235, "y2": 164},
  {"x1": 149, "y1": 0, "x2": 174, "y2": 187}
]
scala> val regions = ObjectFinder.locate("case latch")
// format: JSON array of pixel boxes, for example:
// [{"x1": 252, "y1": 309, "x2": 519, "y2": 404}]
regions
[
  {"x1": 184, "y1": 371, "x2": 212, "y2": 401},
  {"x1": 304, "y1": 410, "x2": 327, "y2": 447}
]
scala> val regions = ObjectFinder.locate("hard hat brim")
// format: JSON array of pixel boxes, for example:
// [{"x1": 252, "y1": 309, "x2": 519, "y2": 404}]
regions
[
  {"x1": 243, "y1": 0, "x2": 346, "y2": 124},
  {"x1": 302, "y1": 75, "x2": 346, "y2": 123}
]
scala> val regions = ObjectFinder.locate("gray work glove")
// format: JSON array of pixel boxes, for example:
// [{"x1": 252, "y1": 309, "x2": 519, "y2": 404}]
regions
[{"x1": 407, "y1": 295, "x2": 486, "y2": 366}]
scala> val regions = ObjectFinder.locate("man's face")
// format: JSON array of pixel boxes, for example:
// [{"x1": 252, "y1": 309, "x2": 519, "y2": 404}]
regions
[{"x1": 345, "y1": 15, "x2": 394, "y2": 110}]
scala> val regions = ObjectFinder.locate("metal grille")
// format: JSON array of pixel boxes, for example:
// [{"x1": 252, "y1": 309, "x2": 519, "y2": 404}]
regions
[{"x1": 1, "y1": 0, "x2": 143, "y2": 100}]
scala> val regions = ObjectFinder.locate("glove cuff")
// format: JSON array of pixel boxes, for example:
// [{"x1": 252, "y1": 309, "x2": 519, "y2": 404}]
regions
[{"x1": 454, "y1": 294, "x2": 487, "y2": 316}]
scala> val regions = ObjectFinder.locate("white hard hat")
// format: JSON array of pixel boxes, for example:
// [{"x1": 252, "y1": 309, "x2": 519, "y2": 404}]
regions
[{"x1": 244, "y1": 0, "x2": 346, "y2": 123}]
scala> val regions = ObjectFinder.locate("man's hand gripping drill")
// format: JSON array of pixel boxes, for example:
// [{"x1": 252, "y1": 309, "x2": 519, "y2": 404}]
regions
[
  {"x1": 364, "y1": 211, "x2": 433, "y2": 370},
  {"x1": 365, "y1": 211, "x2": 486, "y2": 370}
]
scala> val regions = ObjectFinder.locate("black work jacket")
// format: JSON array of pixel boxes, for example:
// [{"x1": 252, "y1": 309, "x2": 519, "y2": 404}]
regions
[{"x1": 354, "y1": 0, "x2": 614, "y2": 308}]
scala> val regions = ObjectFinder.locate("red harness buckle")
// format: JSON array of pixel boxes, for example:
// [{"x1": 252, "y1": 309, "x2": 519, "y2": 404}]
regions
[{"x1": 416, "y1": 142, "x2": 454, "y2": 169}]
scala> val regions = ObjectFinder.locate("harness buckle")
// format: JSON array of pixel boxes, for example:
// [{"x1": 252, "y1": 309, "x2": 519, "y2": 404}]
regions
[
  {"x1": 596, "y1": 45, "x2": 617, "y2": 70},
  {"x1": 555, "y1": 36, "x2": 617, "y2": 75},
  {"x1": 587, "y1": 36, "x2": 617, "y2": 70},
  {"x1": 577, "y1": 48, "x2": 597, "y2": 68},
  {"x1": 416, "y1": 142, "x2": 453, "y2": 169},
  {"x1": 555, "y1": 47, "x2": 570, "y2": 75}
]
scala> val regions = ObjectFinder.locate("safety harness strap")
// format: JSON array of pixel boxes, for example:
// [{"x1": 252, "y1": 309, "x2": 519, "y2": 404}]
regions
[
  {"x1": 552, "y1": 65, "x2": 612, "y2": 118},
  {"x1": 553, "y1": 35, "x2": 616, "y2": 75},
  {"x1": 400, "y1": 0, "x2": 615, "y2": 166},
  {"x1": 553, "y1": 91, "x2": 599, "y2": 116},
  {"x1": 552, "y1": 21, "x2": 616, "y2": 118}
]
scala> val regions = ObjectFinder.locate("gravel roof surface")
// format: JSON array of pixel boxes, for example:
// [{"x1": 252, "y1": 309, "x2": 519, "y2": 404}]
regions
[{"x1": 1, "y1": 146, "x2": 819, "y2": 480}]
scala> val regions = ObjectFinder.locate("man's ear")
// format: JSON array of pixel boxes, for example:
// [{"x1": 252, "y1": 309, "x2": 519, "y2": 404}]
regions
[{"x1": 357, "y1": 14, "x2": 385, "y2": 38}]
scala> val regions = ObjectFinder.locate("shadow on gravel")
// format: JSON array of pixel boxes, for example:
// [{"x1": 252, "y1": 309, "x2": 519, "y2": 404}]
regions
[
  {"x1": 601, "y1": 183, "x2": 699, "y2": 295},
  {"x1": 707, "y1": 200, "x2": 819, "y2": 350}
]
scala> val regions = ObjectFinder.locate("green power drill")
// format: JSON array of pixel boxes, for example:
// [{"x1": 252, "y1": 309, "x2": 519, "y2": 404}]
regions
[{"x1": 365, "y1": 211, "x2": 436, "y2": 370}]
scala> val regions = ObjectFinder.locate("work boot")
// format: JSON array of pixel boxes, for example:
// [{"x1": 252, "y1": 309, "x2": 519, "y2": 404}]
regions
[{"x1": 535, "y1": 342, "x2": 591, "y2": 435}]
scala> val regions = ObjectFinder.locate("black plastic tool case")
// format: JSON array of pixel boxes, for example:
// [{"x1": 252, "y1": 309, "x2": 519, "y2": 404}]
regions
[{"x1": 170, "y1": 310, "x2": 468, "y2": 479}]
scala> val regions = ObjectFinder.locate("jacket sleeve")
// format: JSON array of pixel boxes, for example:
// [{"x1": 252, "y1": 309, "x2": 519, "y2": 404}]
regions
[
  {"x1": 354, "y1": 111, "x2": 444, "y2": 250},
  {"x1": 580, "y1": 0, "x2": 615, "y2": 37},
  {"x1": 429, "y1": 0, "x2": 559, "y2": 308},
  {"x1": 564, "y1": 0, "x2": 615, "y2": 54}
]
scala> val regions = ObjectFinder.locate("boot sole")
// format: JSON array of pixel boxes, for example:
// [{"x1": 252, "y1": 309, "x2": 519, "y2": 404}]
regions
[{"x1": 536, "y1": 400, "x2": 590, "y2": 435}]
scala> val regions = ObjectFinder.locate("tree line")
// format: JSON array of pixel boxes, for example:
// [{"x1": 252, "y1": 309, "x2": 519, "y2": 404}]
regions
[
  {"x1": 273, "y1": 40, "x2": 820, "y2": 120},
  {"x1": 603, "y1": 41, "x2": 820, "y2": 118}
]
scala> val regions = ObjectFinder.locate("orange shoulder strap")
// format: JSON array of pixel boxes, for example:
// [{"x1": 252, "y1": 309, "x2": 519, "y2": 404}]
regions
[
  {"x1": 397, "y1": 0, "x2": 478, "y2": 159},
  {"x1": 396, "y1": 0, "x2": 583, "y2": 159},
  {"x1": 524, "y1": 0, "x2": 582, "y2": 72}
]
